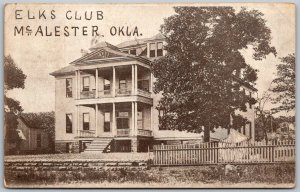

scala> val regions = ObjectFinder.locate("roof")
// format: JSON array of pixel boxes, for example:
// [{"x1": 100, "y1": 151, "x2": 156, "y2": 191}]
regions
[
  {"x1": 90, "y1": 41, "x2": 120, "y2": 51},
  {"x1": 50, "y1": 65, "x2": 76, "y2": 77},
  {"x1": 19, "y1": 112, "x2": 54, "y2": 130},
  {"x1": 116, "y1": 33, "x2": 165, "y2": 48}
]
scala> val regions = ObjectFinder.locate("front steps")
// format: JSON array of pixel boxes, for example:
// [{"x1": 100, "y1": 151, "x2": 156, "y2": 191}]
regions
[{"x1": 82, "y1": 137, "x2": 113, "y2": 153}]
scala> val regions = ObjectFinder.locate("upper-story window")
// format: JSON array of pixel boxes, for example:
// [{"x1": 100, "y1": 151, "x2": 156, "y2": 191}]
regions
[
  {"x1": 66, "y1": 78, "x2": 72, "y2": 98},
  {"x1": 150, "y1": 43, "x2": 156, "y2": 57},
  {"x1": 119, "y1": 79, "x2": 127, "y2": 90},
  {"x1": 83, "y1": 76, "x2": 90, "y2": 91},
  {"x1": 130, "y1": 49, "x2": 136, "y2": 55},
  {"x1": 157, "y1": 42, "x2": 163, "y2": 57},
  {"x1": 66, "y1": 113, "x2": 73, "y2": 133},
  {"x1": 104, "y1": 79, "x2": 111, "y2": 94}
]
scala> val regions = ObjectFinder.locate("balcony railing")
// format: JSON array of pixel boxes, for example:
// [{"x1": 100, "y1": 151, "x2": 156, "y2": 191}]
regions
[
  {"x1": 137, "y1": 129, "x2": 152, "y2": 137},
  {"x1": 98, "y1": 90, "x2": 112, "y2": 98},
  {"x1": 116, "y1": 129, "x2": 130, "y2": 137},
  {"x1": 78, "y1": 130, "x2": 96, "y2": 137},
  {"x1": 137, "y1": 89, "x2": 151, "y2": 98},
  {"x1": 116, "y1": 88, "x2": 131, "y2": 96},
  {"x1": 80, "y1": 90, "x2": 95, "y2": 99}
]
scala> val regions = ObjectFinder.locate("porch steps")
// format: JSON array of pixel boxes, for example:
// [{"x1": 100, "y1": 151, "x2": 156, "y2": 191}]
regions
[{"x1": 83, "y1": 137, "x2": 113, "y2": 153}]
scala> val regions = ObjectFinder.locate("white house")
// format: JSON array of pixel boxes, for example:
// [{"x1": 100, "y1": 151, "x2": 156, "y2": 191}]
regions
[{"x1": 50, "y1": 33, "x2": 256, "y2": 153}]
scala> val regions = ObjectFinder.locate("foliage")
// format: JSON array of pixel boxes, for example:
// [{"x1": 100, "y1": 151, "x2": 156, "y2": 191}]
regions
[
  {"x1": 4, "y1": 55, "x2": 26, "y2": 146},
  {"x1": 152, "y1": 7, "x2": 276, "y2": 141},
  {"x1": 271, "y1": 54, "x2": 295, "y2": 113},
  {"x1": 4, "y1": 55, "x2": 26, "y2": 90}
]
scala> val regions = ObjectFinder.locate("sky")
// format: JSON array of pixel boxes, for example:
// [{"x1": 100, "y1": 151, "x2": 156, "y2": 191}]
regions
[{"x1": 4, "y1": 3, "x2": 295, "y2": 114}]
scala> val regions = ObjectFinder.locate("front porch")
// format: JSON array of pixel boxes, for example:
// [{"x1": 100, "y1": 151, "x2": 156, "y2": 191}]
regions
[{"x1": 75, "y1": 102, "x2": 153, "y2": 139}]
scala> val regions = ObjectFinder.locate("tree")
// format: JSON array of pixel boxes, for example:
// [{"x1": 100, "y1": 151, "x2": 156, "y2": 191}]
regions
[
  {"x1": 271, "y1": 54, "x2": 295, "y2": 113},
  {"x1": 151, "y1": 7, "x2": 276, "y2": 142},
  {"x1": 4, "y1": 55, "x2": 26, "y2": 150}
]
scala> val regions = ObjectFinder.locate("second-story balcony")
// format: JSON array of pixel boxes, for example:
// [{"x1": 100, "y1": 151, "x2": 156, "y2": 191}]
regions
[{"x1": 76, "y1": 64, "x2": 153, "y2": 101}]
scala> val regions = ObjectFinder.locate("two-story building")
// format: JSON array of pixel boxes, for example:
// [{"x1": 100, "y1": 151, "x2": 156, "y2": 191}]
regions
[{"x1": 50, "y1": 33, "x2": 256, "y2": 153}]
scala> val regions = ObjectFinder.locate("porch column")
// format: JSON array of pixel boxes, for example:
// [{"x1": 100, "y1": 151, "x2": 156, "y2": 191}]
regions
[
  {"x1": 112, "y1": 102, "x2": 116, "y2": 136},
  {"x1": 75, "y1": 70, "x2": 78, "y2": 99},
  {"x1": 131, "y1": 102, "x2": 135, "y2": 136},
  {"x1": 131, "y1": 65, "x2": 135, "y2": 95},
  {"x1": 112, "y1": 66, "x2": 116, "y2": 97},
  {"x1": 134, "y1": 65, "x2": 138, "y2": 95},
  {"x1": 95, "y1": 104, "x2": 98, "y2": 137},
  {"x1": 78, "y1": 70, "x2": 81, "y2": 99},
  {"x1": 150, "y1": 73, "x2": 153, "y2": 93},
  {"x1": 150, "y1": 106, "x2": 153, "y2": 132},
  {"x1": 95, "y1": 68, "x2": 98, "y2": 98},
  {"x1": 76, "y1": 105, "x2": 79, "y2": 136},
  {"x1": 134, "y1": 102, "x2": 138, "y2": 136}
]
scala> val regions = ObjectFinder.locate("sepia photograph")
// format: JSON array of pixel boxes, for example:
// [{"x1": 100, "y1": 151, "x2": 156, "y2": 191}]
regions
[{"x1": 3, "y1": 3, "x2": 295, "y2": 188}]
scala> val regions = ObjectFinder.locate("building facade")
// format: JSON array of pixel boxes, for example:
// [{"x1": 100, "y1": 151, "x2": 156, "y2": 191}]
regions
[{"x1": 50, "y1": 34, "x2": 256, "y2": 153}]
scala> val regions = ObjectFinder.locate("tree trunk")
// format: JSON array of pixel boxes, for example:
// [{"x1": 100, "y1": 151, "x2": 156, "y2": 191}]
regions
[{"x1": 204, "y1": 124, "x2": 210, "y2": 142}]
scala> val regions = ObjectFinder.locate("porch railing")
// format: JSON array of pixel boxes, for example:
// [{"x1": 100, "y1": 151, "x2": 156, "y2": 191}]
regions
[
  {"x1": 78, "y1": 130, "x2": 96, "y2": 137},
  {"x1": 137, "y1": 89, "x2": 151, "y2": 97},
  {"x1": 98, "y1": 90, "x2": 112, "y2": 98},
  {"x1": 116, "y1": 129, "x2": 130, "y2": 137},
  {"x1": 80, "y1": 90, "x2": 96, "y2": 99},
  {"x1": 116, "y1": 88, "x2": 131, "y2": 96},
  {"x1": 137, "y1": 129, "x2": 152, "y2": 137}
]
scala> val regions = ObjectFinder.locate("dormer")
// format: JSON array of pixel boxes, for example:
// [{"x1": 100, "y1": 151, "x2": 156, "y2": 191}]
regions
[{"x1": 145, "y1": 33, "x2": 166, "y2": 59}]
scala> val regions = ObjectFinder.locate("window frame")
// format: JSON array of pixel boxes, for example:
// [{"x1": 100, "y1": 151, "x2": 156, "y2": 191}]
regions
[
  {"x1": 149, "y1": 43, "x2": 156, "y2": 57},
  {"x1": 66, "y1": 113, "x2": 73, "y2": 134},
  {"x1": 82, "y1": 76, "x2": 90, "y2": 91},
  {"x1": 104, "y1": 112, "x2": 111, "y2": 132},
  {"x1": 66, "y1": 78, "x2": 73, "y2": 98},
  {"x1": 157, "y1": 42, "x2": 163, "y2": 57},
  {"x1": 83, "y1": 113, "x2": 90, "y2": 130}
]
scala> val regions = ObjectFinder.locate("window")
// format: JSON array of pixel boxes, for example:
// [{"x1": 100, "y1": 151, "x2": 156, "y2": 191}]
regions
[
  {"x1": 158, "y1": 109, "x2": 165, "y2": 130},
  {"x1": 130, "y1": 49, "x2": 136, "y2": 55},
  {"x1": 119, "y1": 79, "x2": 127, "y2": 90},
  {"x1": 66, "y1": 78, "x2": 72, "y2": 98},
  {"x1": 104, "y1": 79, "x2": 111, "y2": 94},
  {"x1": 138, "y1": 80, "x2": 149, "y2": 92},
  {"x1": 117, "y1": 111, "x2": 129, "y2": 129},
  {"x1": 83, "y1": 113, "x2": 90, "y2": 130},
  {"x1": 104, "y1": 112, "x2": 111, "y2": 132},
  {"x1": 149, "y1": 43, "x2": 156, "y2": 57},
  {"x1": 117, "y1": 118, "x2": 129, "y2": 129},
  {"x1": 66, "y1": 114, "x2": 73, "y2": 133},
  {"x1": 37, "y1": 133, "x2": 41, "y2": 148},
  {"x1": 157, "y1": 42, "x2": 163, "y2": 56},
  {"x1": 83, "y1": 76, "x2": 90, "y2": 91},
  {"x1": 137, "y1": 111, "x2": 143, "y2": 129}
]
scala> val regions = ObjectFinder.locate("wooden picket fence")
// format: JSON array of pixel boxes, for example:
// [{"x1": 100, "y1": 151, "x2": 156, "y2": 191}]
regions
[{"x1": 153, "y1": 140, "x2": 295, "y2": 166}]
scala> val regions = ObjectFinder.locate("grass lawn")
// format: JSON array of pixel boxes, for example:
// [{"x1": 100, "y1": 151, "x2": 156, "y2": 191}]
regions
[{"x1": 4, "y1": 163, "x2": 295, "y2": 188}]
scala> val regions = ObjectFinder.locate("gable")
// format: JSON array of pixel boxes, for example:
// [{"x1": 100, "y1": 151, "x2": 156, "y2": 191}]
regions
[{"x1": 70, "y1": 47, "x2": 133, "y2": 65}]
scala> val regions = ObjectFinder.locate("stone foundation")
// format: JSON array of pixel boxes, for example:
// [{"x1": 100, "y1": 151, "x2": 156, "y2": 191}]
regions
[{"x1": 55, "y1": 141, "x2": 80, "y2": 153}]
